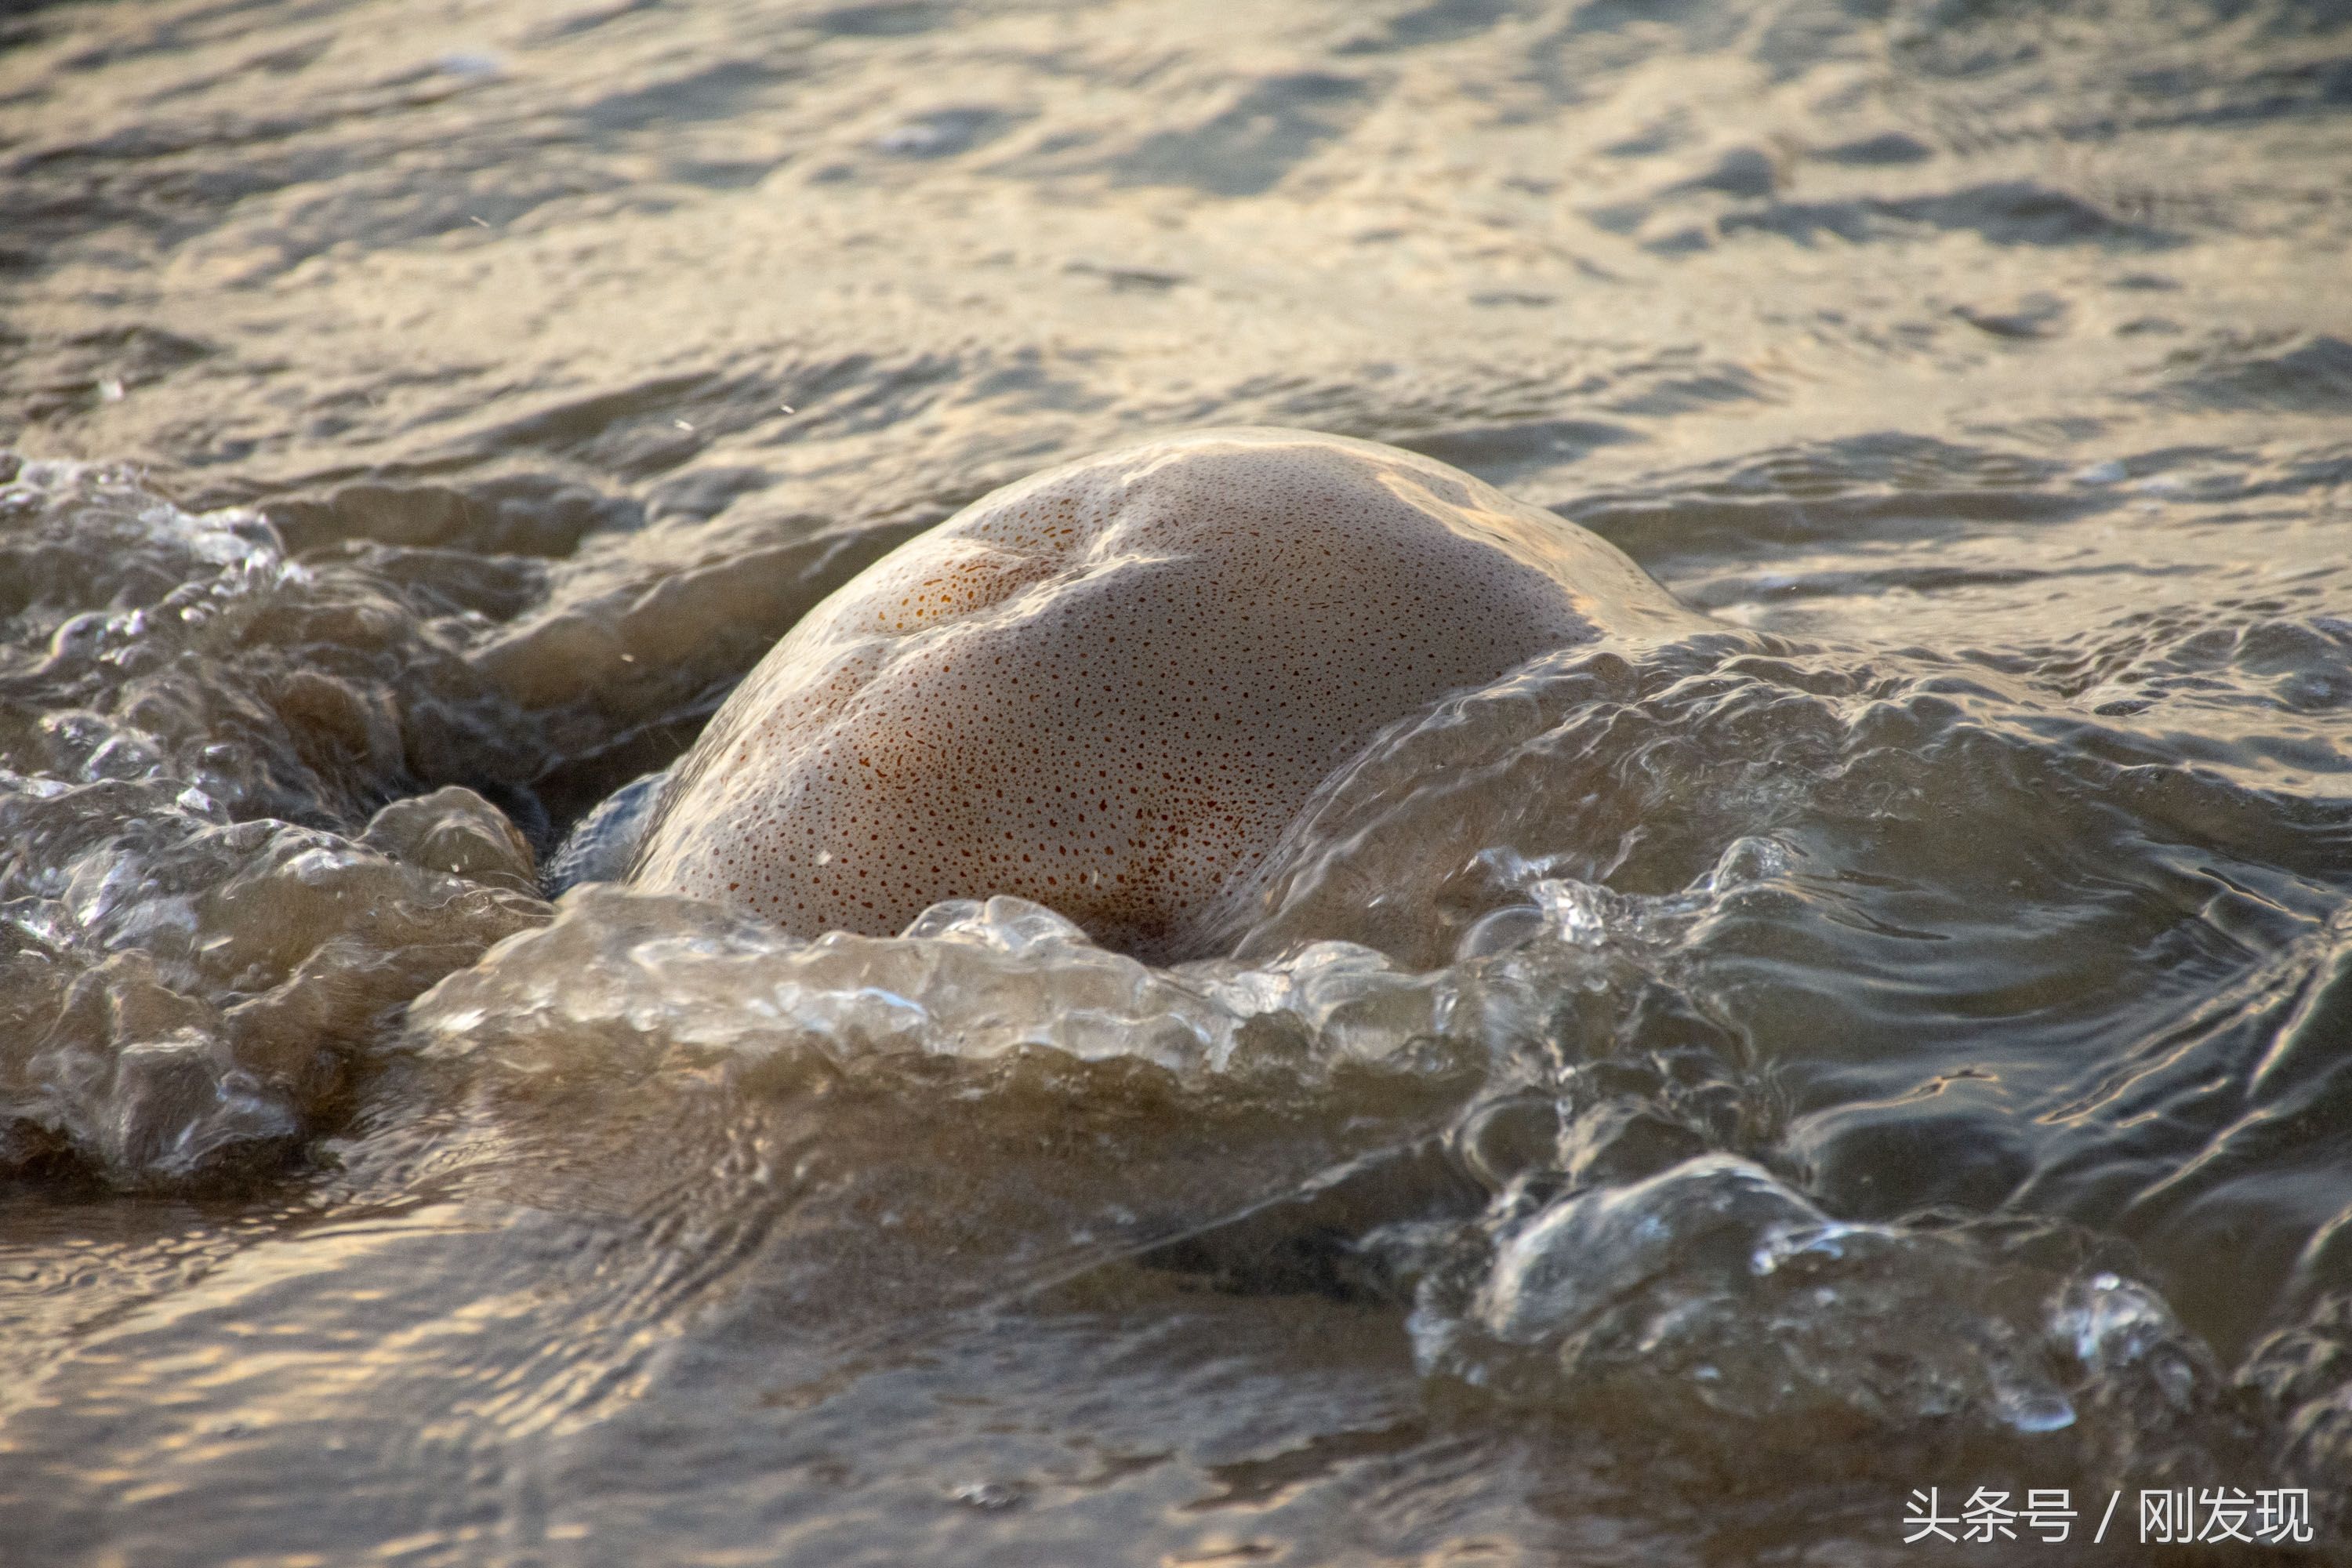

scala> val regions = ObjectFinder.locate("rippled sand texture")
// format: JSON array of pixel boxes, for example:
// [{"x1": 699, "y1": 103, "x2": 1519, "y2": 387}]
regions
[{"x1": 3, "y1": 0, "x2": 2352, "y2": 1564}]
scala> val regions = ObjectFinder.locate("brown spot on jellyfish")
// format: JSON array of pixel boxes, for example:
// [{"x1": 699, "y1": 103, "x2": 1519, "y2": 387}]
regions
[{"x1": 627, "y1": 427, "x2": 1697, "y2": 960}]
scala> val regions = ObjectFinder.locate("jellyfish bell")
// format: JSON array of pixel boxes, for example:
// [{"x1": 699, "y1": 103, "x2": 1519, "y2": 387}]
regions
[{"x1": 624, "y1": 426, "x2": 1699, "y2": 960}]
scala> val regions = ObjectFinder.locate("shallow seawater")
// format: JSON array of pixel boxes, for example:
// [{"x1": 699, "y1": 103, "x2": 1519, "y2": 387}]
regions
[{"x1": 3, "y1": 0, "x2": 2351, "y2": 1561}]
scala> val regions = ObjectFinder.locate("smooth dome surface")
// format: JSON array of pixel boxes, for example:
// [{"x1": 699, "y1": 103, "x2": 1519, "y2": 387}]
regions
[{"x1": 628, "y1": 428, "x2": 1696, "y2": 959}]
